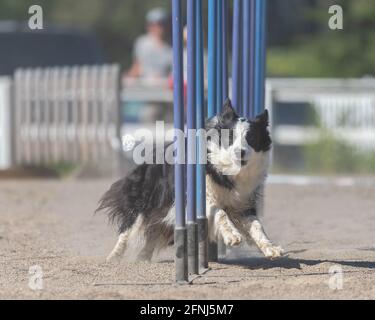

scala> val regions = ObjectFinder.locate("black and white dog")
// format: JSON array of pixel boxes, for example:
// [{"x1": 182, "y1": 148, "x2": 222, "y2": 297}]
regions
[{"x1": 97, "y1": 99, "x2": 284, "y2": 262}]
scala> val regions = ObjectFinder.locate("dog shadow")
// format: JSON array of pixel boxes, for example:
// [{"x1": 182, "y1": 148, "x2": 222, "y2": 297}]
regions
[
  {"x1": 221, "y1": 255, "x2": 375, "y2": 271},
  {"x1": 157, "y1": 247, "x2": 375, "y2": 271}
]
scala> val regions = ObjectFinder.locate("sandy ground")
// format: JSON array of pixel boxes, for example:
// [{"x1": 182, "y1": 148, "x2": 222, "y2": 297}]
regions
[{"x1": 0, "y1": 178, "x2": 375, "y2": 300}]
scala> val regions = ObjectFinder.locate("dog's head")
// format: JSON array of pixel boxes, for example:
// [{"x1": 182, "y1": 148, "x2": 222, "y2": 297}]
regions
[{"x1": 205, "y1": 99, "x2": 271, "y2": 176}]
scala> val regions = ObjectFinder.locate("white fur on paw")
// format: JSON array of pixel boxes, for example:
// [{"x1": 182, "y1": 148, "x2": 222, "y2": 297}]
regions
[
  {"x1": 263, "y1": 245, "x2": 284, "y2": 260},
  {"x1": 222, "y1": 231, "x2": 243, "y2": 246}
]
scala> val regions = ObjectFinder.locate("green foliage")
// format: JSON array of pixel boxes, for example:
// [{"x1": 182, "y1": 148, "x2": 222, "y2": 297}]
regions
[
  {"x1": 267, "y1": 47, "x2": 328, "y2": 77},
  {"x1": 1, "y1": 0, "x2": 374, "y2": 77},
  {"x1": 45, "y1": 162, "x2": 77, "y2": 177},
  {"x1": 268, "y1": 0, "x2": 375, "y2": 77},
  {"x1": 304, "y1": 130, "x2": 375, "y2": 175},
  {"x1": 0, "y1": 0, "x2": 171, "y2": 68}
]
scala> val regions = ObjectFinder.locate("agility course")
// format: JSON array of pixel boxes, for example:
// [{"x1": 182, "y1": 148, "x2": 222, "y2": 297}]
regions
[
  {"x1": 172, "y1": 0, "x2": 267, "y2": 282},
  {"x1": 2, "y1": 0, "x2": 375, "y2": 302}
]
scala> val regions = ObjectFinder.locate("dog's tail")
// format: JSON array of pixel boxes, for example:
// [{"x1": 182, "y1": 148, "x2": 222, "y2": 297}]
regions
[{"x1": 96, "y1": 178, "x2": 137, "y2": 234}]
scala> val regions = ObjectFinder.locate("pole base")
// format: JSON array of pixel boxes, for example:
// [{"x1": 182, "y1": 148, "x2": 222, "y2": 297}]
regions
[
  {"x1": 197, "y1": 217, "x2": 208, "y2": 270},
  {"x1": 208, "y1": 240, "x2": 218, "y2": 262},
  {"x1": 187, "y1": 222, "x2": 199, "y2": 275},
  {"x1": 175, "y1": 227, "x2": 188, "y2": 283}
]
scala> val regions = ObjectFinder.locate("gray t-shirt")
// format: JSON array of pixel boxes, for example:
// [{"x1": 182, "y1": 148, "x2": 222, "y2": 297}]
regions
[{"x1": 134, "y1": 35, "x2": 173, "y2": 78}]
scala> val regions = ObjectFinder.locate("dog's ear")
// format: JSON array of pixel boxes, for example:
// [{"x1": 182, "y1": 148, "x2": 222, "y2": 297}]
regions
[
  {"x1": 221, "y1": 98, "x2": 238, "y2": 122},
  {"x1": 253, "y1": 109, "x2": 269, "y2": 126}
]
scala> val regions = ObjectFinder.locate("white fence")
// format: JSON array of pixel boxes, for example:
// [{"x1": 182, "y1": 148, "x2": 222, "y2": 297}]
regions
[
  {"x1": 121, "y1": 78, "x2": 375, "y2": 151},
  {"x1": 12, "y1": 65, "x2": 121, "y2": 166},
  {"x1": 1, "y1": 76, "x2": 375, "y2": 170},
  {"x1": 0, "y1": 77, "x2": 12, "y2": 169},
  {"x1": 267, "y1": 78, "x2": 375, "y2": 150}
]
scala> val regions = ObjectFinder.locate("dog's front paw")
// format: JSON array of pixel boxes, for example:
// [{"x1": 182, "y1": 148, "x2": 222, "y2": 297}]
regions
[
  {"x1": 222, "y1": 230, "x2": 243, "y2": 247},
  {"x1": 263, "y1": 245, "x2": 284, "y2": 260}
]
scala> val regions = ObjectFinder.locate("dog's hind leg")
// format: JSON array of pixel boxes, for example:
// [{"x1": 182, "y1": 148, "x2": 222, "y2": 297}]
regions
[
  {"x1": 106, "y1": 231, "x2": 129, "y2": 263},
  {"x1": 135, "y1": 225, "x2": 167, "y2": 262},
  {"x1": 136, "y1": 243, "x2": 155, "y2": 261}
]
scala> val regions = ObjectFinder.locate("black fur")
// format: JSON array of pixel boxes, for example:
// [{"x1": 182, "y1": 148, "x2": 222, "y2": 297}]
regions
[
  {"x1": 97, "y1": 161, "x2": 174, "y2": 233},
  {"x1": 206, "y1": 99, "x2": 239, "y2": 148},
  {"x1": 246, "y1": 110, "x2": 272, "y2": 152}
]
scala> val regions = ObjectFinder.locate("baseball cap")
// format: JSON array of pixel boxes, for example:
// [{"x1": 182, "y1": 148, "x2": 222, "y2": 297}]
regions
[{"x1": 146, "y1": 7, "x2": 169, "y2": 25}]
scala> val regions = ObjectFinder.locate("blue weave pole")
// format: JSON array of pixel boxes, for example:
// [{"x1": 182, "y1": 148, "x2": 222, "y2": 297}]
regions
[
  {"x1": 254, "y1": 0, "x2": 267, "y2": 115},
  {"x1": 222, "y1": 0, "x2": 229, "y2": 101},
  {"x1": 208, "y1": 0, "x2": 217, "y2": 118},
  {"x1": 172, "y1": 0, "x2": 188, "y2": 283},
  {"x1": 207, "y1": 0, "x2": 218, "y2": 262},
  {"x1": 187, "y1": 0, "x2": 198, "y2": 275},
  {"x1": 195, "y1": 0, "x2": 208, "y2": 271},
  {"x1": 196, "y1": 0, "x2": 205, "y2": 221},
  {"x1": 242, "y1": 0, "x2": 250, "y2": 117},
  {"x1": 249, "y1": 0, "x2": 256, "y2": 118},
  {"x1": 217, "y1": 0, "x2": 230, "y2": 260},
  {"x1": 260, "y1": 0, "x2": 267, "y2": 113},
  {"x1": 231, "y1": 0, "x2": 242, "y2": 113},
  {"x1": 216, "y1": 0, "x2": 223, "y2": 114}
]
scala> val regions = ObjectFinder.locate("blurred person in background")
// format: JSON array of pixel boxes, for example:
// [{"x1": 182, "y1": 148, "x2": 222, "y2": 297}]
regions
[
  {"x1": 167, "y1": 26, "x2": 207, "y2": 107},
  {"x1": 126, "y1": 7, "x2": 172, "y2": 81},
  {"x1": 123, "y1": 7, "x2": 173, "y2": 124}
]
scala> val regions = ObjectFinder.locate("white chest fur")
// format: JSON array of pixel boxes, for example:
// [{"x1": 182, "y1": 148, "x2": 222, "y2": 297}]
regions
[{"x1": 206, "y1": 151, "x2": 270, "y2": 213}]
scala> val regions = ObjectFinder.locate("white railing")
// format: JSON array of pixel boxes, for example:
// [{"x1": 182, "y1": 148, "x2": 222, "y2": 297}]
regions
[
  {"x1": 267, "y1": 78, "x2": 375, "y2": 150},
  {"x1": 0, "y1": 77, "x2": 12, "y2": 169},
  {"x1": 2, "y1": 76, "x2": 375, "y2": 169},
  {"x1": 12, "y1": 65, "x2": 121, "y2": 165}
]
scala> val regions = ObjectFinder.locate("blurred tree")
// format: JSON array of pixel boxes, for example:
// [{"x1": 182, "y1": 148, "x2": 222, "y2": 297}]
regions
[
  {"x1": 267, "y1": 0, "x2": 375, "y2": 77},
  {"x1": 49, "y1": 0, "x2": 171, "y2": 68},
  {"x1": 0, "y1": 0, "x2": 374, "y2": 77},
  {"x1": 0, "y1": 0, "x2": 170, "y2": 68},
  {"x1": 267, "y1": 0, "x2": 320, "y2": 46}
]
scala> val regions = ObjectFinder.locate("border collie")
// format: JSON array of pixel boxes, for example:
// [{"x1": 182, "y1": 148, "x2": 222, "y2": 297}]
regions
[{"x1": 97, "y1": 99, "x2": 284, "y2": 262}]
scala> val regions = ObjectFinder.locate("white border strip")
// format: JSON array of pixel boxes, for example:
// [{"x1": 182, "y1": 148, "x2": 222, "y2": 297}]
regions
[{"x1": 268, "y1": 175, "x2": 375, "y2": 187}]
